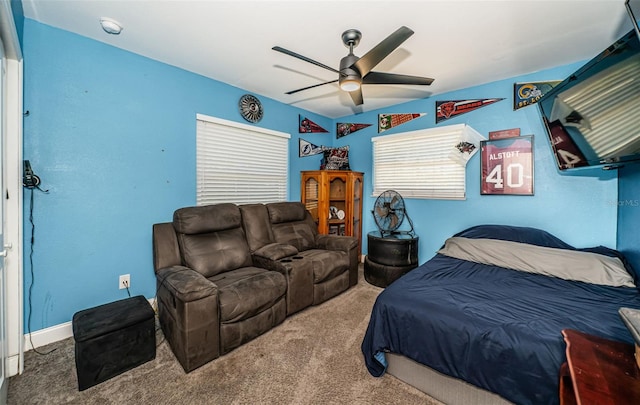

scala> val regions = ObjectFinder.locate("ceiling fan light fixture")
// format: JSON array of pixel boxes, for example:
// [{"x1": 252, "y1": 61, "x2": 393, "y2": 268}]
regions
[
  {"x1": 100, "y1": 18, "x2": 123, "y2": 35},
  {"x1": 340, "y1": 78, "x2": 361, "y2": 92}
]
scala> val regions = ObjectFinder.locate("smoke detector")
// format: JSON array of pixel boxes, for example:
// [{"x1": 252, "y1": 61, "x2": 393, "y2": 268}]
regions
[{"x1": 100, "y1": 18, "x2": 123, "y2": 35}]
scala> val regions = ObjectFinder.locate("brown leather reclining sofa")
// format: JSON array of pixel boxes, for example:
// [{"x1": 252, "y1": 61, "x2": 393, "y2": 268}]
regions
[{"x1": 152, "y1": 201, "x2": 359, "y2": 372}]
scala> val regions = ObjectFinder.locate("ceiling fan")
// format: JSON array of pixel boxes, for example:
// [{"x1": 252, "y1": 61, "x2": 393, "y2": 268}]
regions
[{"x1": 273, "y1": 26, "x2": 434, "y2": 106}]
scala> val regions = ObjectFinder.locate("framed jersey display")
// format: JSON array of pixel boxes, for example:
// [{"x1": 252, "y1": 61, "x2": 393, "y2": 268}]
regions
[{"x1": 480, "y1": 135, "x2": 534, "y2": 195}]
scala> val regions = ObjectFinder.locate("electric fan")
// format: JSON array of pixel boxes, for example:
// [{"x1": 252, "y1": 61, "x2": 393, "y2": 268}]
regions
[{"x1": 372, "y1": 190, "x2": 414, "y2": 236}]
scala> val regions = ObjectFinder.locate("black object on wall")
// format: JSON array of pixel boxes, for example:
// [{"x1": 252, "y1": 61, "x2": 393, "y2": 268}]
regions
[{"x1": 22, "y1": 160, "x2": 41, "y2": 189}]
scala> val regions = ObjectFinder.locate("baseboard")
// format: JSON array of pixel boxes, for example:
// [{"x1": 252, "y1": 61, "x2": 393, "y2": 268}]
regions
[
  {"x1": 23, "y1": 321, "x2": 73, "y2": 351},
  {"x1": 6, "y1": 354, "x2": 21, "y2": 377},
  {"x1": 23, "y1": 297, "x2": 157, "y2": 352}
]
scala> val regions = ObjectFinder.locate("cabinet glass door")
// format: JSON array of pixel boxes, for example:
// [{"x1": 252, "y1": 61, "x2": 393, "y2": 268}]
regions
[
  {"x1": 329, "y1": 176, "x2": 346, "y2": 235},
  {"x1": 352, "y1": 177, "x2": 362, "y2": 247},
  {"x1": 303, "y1": 176, "x2": 319, "y2": 225}
]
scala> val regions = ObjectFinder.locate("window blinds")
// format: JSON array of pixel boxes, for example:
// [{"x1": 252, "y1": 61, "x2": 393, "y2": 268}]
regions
[
  {"x1": 196, "y1": 114, "x2": 290, "y2": 205},
  {"x1": 372, "y1": 124, "x2": 468, "y2": 200}
]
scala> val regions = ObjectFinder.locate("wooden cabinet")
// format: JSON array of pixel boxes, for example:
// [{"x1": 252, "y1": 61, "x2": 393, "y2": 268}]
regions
[{"x1": 301, "y1": 170, "x2": 363, "y2": 255}]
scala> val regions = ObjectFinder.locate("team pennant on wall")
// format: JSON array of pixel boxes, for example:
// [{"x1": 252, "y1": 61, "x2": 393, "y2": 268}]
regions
[
  {"x1": 299, "y1": 115, "x2": 328, "y2": 133},
  {"x1": 513, "y1": 81, "x2": 561, "y2": 110},
  {"x1": 378, "y1": 113, "x2": 426, "y2": 133},
  {"x1": 299, "y1": 138, "x2": 325, "y2": 157},
  {"x1": 336, "y1": 123, "x2": 371, "y2": 138},
  {"x1": 435, "y1": 98, "x2": 504, "y2": 123}
]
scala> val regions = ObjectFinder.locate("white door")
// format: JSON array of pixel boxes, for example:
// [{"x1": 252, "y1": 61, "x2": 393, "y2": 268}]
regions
[{"x1": 0, "y1": 34, "x2": 7, "y2": 397}]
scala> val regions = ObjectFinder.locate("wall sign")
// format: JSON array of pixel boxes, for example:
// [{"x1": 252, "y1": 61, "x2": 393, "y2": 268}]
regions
[
  {"x1": 238, "y1": 94, "x2": 263, "y2": 123},
  {"x1": 480, "y1": 135, "x2": 534, "y2": 195},
  {"x1": 513, "y1": 81, "x2": 561, "y2": 110}
]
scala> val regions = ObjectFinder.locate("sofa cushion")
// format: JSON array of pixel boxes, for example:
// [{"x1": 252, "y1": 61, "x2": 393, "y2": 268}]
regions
[
  {"x1": 174, "y1": 203, "x2": 241, "y2": 235},
  {"x1": 210, "y1": 267, "x2": 287, "y2": 323},
  {"x1": 178, "y1": 227, "x2": 253, "y2": 277},
  {"x1": 297, "y1": 249, "x2": 349, "y2": 283},
  {"x1": 267, "y1": 202, "x2": 307, "y2": 223},
  {"x1": 271, "y1": 222, "x2": 315, "y2": 252},
  {"x1": 239, "y1": 204, "x2": 275, "y2": 252}
]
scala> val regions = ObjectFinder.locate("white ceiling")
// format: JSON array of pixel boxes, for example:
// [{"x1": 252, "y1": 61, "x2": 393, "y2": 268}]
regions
[{"x1": 22, "y1": 0, "x2": 635, "y2": 119}]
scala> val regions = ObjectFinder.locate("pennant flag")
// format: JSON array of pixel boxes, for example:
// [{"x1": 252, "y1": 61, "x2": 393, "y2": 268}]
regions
[
  {"x1": 513, "y1": 81, "x2": 561, "y2": 110},
  {"x1": 336, "y1": 122, "x2": 371, "y2": 138},
  {"x1": 378, "y1": 113, "x2": 426, "y2": 133},
  {"x1": 435, "y1": 99, "x2": 504, "y2": 123},
  {"x1": 299, "y1": 115, "x2": 328, "y2": 133},
  {"x1": 299, "y1": 138, "x2": 325, "y2": 157}
]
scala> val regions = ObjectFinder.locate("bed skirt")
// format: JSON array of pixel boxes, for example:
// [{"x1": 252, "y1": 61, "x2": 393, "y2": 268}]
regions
[{"x1": 386, "y1": 353, "x2": 514, "y2": 405}]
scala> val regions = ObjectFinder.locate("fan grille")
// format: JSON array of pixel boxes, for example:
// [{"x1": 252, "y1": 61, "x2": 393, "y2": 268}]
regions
[{"x1": 373, "y1": 190, "x2": 406, "y2": 234}]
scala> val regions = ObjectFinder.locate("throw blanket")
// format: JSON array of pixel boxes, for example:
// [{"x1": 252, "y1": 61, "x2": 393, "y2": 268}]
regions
[{"x1": 438, "y1": 237, "x2": 635, "y2": 288}]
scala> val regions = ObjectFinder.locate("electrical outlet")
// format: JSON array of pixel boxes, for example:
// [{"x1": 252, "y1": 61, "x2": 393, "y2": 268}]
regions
[{"x1": 119, "y1": 274, "x2": 130, "y2": 290}]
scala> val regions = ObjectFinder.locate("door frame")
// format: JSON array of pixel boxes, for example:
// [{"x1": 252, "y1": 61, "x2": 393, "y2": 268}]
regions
[{"x1": 0, "y1": 0, "x2": 25, "y2": 379}]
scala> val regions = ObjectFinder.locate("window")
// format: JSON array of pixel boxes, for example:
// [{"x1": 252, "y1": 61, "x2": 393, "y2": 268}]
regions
[
  {"x1": 196, "y1": 114, "x2": 290, "y2": 205},
  {"x1": 372, "y1": 124, "x2": 476, "y2": 200}
]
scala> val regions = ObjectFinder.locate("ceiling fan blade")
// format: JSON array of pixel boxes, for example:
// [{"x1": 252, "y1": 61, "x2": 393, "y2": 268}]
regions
[
  {"x1": 285, "y1": 79, "x2": 339, "y2": 95},
  {"x1": 349, "y1": 88, "x2": 364, "y2": 106},
  {"x1": 353, "y1": 26, "x2": 414, "y2": 77},
  {"x1": 272, "y1": 46, "x2": 342, "y2": 75},
  {"x1": 363, "y1": 71, "x2": 434, "y2": 86}
]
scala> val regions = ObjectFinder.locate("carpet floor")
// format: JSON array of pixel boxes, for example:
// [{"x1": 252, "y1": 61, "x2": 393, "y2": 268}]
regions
[{"x1": 7, "y1": 270, "x2": 442, "y2": 404}]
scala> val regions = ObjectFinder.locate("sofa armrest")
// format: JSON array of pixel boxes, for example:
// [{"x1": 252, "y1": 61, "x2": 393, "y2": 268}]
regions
[
  {"x1": 253, "y1": 243, "x2": 298, "y2": 261},
  {"x1": 156, "y1": 265, "x2": 218, "y2": 303},
  {"x1": 315, "y1": 234, "x2": 358, "y2": 252},
  {"x1": 315, "y1": 235, "x2": 359, "y2": 287},
  {"x1": 155, "y1": 265, "x2": 220, "y2": 372}
]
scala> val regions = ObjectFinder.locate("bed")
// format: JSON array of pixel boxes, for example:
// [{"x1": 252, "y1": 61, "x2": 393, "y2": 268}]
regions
[{"x1": 361, "y1": 225, "x2": 640, "y2": 405}]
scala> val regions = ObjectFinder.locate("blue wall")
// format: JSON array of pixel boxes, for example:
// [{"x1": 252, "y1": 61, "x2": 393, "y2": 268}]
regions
[
  {"x1": 10, "y1": 0, "x2": 24, "y2": 47},
  {"x1": 22, "y1": 20, "x2": 327, "y2": 330},
  {"x1": 23, "y1": 19, "x2": 619, "y2": 332},
  {"x1": 618, "y1": 164, "x2": 640, "y2": 275}
]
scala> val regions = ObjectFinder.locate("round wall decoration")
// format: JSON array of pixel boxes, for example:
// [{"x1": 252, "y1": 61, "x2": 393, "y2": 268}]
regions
[{"x1": 238, "y1": 94, "x2": 264, "y2": 123}]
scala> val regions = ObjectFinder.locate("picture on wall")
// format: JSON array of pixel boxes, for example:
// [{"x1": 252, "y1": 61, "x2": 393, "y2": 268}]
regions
[
  {"x1": 480, "y1": 135, "x2": 534, "y2": 195},
  {"x1": 513, "y1": 81, "x2": 561, "y2": 110},
  {"x1": 449, "y1": 125, "x2": 485, "y2": 167}
]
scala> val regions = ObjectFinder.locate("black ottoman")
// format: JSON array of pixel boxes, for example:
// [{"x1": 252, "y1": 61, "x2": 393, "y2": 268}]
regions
[{"x1": 72, "y1": 295, "x2": 156, "y2": 391}]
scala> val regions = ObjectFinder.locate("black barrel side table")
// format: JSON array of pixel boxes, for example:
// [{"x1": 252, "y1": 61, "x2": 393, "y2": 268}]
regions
[{"x1": 364, "y1": 231, "x2": 418, "y2": 288}]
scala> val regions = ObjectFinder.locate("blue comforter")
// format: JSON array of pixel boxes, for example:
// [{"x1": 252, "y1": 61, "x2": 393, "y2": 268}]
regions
[{"x1": 361, "y1": 225, "x2": 640, "y2": 405}]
